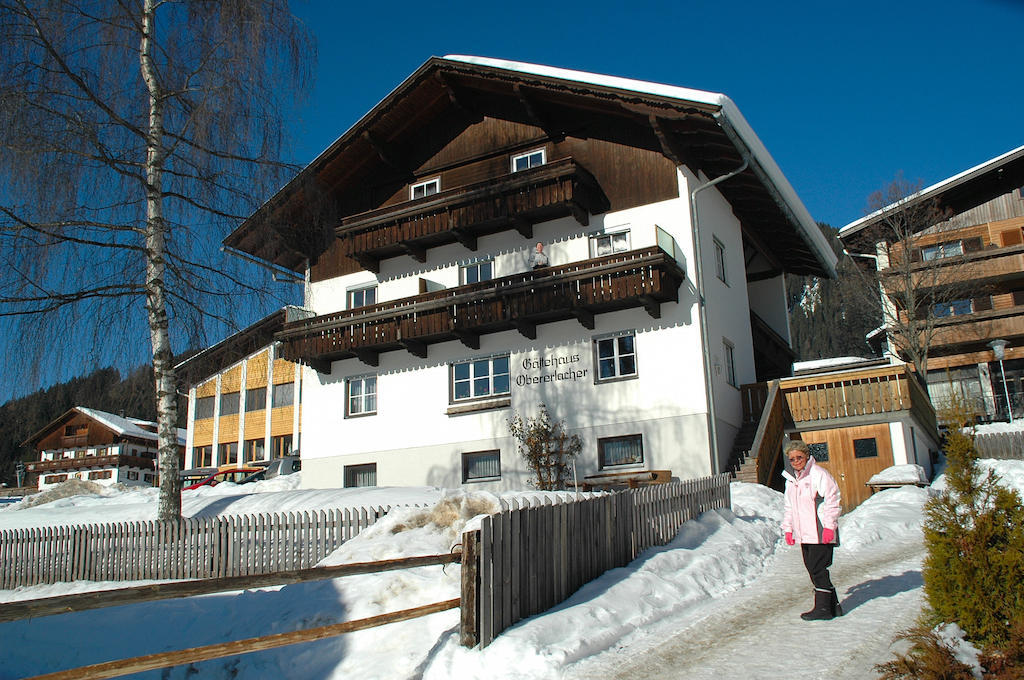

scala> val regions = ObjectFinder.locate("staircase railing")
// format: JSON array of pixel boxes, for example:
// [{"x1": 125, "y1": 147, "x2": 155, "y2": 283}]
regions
[{"x1": 749, "y1": 380, "x2": 786, "y2": 486}]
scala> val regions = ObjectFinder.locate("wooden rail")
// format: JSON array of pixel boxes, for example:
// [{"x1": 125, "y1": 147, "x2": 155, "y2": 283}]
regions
[{"x1": 750, "y1": 380, "x2": 785, "y2": 486}]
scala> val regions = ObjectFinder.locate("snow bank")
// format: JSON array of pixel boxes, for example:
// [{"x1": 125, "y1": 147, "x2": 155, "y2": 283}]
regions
[{"x1": 866, "y1": 464, "x2": 929, "y2": 486}]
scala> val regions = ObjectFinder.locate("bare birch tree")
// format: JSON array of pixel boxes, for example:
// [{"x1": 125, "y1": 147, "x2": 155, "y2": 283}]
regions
[
  {"x1": 847, "y1": 176, "x2": 982, "y2": 382},
  {"x1": 0, "y1": 0, "x2": 313, "y2": 519}
]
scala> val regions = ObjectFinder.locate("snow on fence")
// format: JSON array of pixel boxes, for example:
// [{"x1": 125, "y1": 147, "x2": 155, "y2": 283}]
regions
[
  {"x1": 0, "y1": 505, "x2": 409, "y2": 590},
  {"x1": 461, "y1": 474, "x2": 731, "y2": 647},
  {"x1": 974, "y1": 431, "x2": 1024, "y2": 460}
]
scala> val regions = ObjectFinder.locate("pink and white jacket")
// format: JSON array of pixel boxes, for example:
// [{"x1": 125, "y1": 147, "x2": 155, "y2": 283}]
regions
[{"x1": 781, "y1": 457, "x2": 841, "y2": 545}]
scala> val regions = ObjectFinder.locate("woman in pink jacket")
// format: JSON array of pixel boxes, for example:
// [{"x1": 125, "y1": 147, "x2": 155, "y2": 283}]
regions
[{"x1": 781, "y1": 440, "x2": 842, "y2": 621}]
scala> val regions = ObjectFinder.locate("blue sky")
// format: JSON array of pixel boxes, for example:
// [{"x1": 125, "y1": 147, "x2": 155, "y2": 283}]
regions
[
  {"x1": 289, "y1": 0, "x2": 1023, "y2": 229},
  {"x1": 2, "y1": 0, "x2": 1021, "y2": 404}
]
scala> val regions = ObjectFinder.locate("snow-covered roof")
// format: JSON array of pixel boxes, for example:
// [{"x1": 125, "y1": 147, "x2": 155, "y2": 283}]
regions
[
  {"x1": 71, "y1": 407, "x2": 185, "y2": 446},
  {"x1": 791, "y1": 356, "x2": 893, "y2": 376},
  {"x1": 839, "y1": 143, "x2": 1024, "y2": 239},
  {"x1": 445, "y1": 56, "x2": 837, "y2": 278}
]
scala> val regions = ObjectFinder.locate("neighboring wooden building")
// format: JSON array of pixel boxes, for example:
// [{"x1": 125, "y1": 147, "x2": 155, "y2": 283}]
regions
[
  {"x1": 175, "y1": 307, "x2": 307, "y2": 468},
  {"x1": 840, "y1": 145, "x2": 1024, "y2": 422},
  {"x1": 221, "y1": 56, "x2": 837, "y2": 490},
  {"x1": 22, "y1": 407, "x2": 185, "y2": 490}
]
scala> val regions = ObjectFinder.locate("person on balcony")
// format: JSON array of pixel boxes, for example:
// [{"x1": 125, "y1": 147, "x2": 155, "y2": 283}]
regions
[
  {"x1": 782, "y1": 440, "x2": 842, "y2": 621},
  {"x1": 529, "y1": 242, "x2": 549, "y2": 269}
]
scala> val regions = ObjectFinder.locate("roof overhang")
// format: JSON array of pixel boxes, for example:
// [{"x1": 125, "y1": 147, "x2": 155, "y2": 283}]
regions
[
  {"x1": 227, "y1": 56, "x2": 837, "y2": 278},
  {"x1": 839, "y1": 144, "x2": 1024, "y2": 252}
]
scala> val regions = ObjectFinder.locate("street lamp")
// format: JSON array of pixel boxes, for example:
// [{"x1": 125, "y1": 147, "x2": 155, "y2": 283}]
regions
[{"x1": 988, "y1": 339, "x2": 1014, "y2": 423}]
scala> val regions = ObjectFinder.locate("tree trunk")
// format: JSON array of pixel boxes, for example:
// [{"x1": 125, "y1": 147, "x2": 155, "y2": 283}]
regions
[{"x1": 140, "y1": 0, "x2": 181, "y2": 521}]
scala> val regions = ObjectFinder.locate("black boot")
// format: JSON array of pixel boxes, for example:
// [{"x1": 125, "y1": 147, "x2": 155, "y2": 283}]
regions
[
  {"x1": 801, "y1": 588, "x2": 835, "y2": 621},
  {"x1": 831, "y1": 589, "x2": 843, "y2": 617}
]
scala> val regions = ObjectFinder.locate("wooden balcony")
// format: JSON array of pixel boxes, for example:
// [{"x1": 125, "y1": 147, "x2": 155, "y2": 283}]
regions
[
  {"x1": 336, "y1": 158, "x2": 610, "y2": 273},
  {"x1": 278, "y1": 247, "x2": 684, "y2": 372},
  {"x1": 930, "y1": 304, "x2": 1024, "y2": 348},
  {"x1": 26, "y1": 454, "x2": 156, "y2": 474},
  {"x1": 741, "y1": 363, "x2": 937, "y2": 437},
  {"x1": 883, "y1": 243, "x2": 1024, "y2": 292}
]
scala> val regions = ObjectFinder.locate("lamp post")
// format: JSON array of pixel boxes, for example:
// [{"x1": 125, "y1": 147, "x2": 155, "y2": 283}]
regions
[{"x1": 988, "y1": 339, "x2": 1014, "y2": 423}]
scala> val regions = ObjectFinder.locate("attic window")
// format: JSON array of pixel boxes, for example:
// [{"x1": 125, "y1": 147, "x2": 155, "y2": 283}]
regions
[
  {"x1": 410, "y1": 178, "x2": 440, "y2": 200},
  {"x1": 512, "y1": 149, "x2": 546, "y2": 172}
]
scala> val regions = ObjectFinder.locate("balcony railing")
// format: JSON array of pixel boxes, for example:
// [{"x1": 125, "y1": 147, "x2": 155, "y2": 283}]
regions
[
  {"x1": 26, "y1": 454, "x2": 156, "y2": 473},
  {"x1": 336, "y1": 158, "x2": 609, "y2": 272},
  {"x1": 278, "y1": 246, "x2": 685, "y2": 372},
  {"x1": 741, "y1": 363, "x2": 938, "y2": 438}
]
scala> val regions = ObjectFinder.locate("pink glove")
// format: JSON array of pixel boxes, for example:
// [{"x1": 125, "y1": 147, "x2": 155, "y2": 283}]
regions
[
  {"x1": 822, "y1": 528, "x2": 835, "y2": 544},
  {"x1": 785, "y1": 532, "x2": 795, "y2": 546}
]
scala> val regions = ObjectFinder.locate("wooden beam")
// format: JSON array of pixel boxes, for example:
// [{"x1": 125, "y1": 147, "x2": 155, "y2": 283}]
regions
[
  {"x1": 361, "y1": 130, "x2": 412, "y2": 179},
  {"x1": 638, "y1": 295, "x2": 661, "y2": 319},
  {"x1": 434, "y1": 71, "x2": 483, "y2": 123},
  {"x1": 454, "y1": 331, "x2": 480, "y2": 350},
  {"x1": 513, "y1": 218, "x2": 533, "y2": 239},
  {"x1": 570, "y1": 204, "x2": 590, "y2": 227},
  {"x1": 400, "y1": 339, "x2": 428, "y2": 359},
  {"x1": 513, "y1": 83, "x2": 564, "y2": 141},
  {"x1": 514, "y1": 320, "x2": 537, "y2": 340},
  {"x1": 351, "y1": 252, "x2": 380, "y2": 274},
  {"x1": 306, "y1": 358, "x2": 331, "y2": 375},
  {"x1": 452, "y1": 228, "x2": 478, "y2": 251},
  {"x1": 353, "y1": 349, "x2": 379, "y2": 367},
  {"x1": 572, "y1": 308, "x2": 595, "y2": 330},
  {"x1": 745, "y1": 269, "x2": 782, "y2": 283},
  {"x1": 648, "y1": 114, "x2": 699, "y2": 173},
  {"x1": 399, "y1": 241, "x2": 427, "y2": 263}
]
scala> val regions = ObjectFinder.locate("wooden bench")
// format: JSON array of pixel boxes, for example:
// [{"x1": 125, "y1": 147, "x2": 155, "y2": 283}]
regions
[{"x1": 574, "y1": 469, "x2": 672, "y2": 491}]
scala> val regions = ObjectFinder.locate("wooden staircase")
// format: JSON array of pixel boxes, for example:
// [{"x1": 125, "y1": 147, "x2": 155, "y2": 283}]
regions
[
  {"x1": 727, "y1": 380, "x2": 787, "y2": 488},
  {"x1": 726, "y1": 421, "x2": 760, "y2": 483}
]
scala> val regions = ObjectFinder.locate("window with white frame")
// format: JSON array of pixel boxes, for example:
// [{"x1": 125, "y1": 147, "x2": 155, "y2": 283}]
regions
[
  {"x1": 460, "y1": 260, "x2": 493, "y2": 285},
  {"x1": 462, "y1": 450, "x2": 501, "y2": 482},
  {"x1": 723, "y1": 340, "x2": 737, "y2": 387},
  {"x1": 921, "y1": 240, "x2": 963, "y2": 261},
  {"x1": 451, "y1": 355, "x2": 510, "y2": 401},
  {"x1": 347, "y1": 375, "x2": 377, "y2": 416},
  {"x1": 511, "y1": 148, "x2": 546, "y2": 172},
  {"x1": 595, "y1": 332, "x2": 637, "y2": 381},
  {"x1": 599, "y1": 434, "x2": 643, "y2": 468},
  {"x1": 348, "y1": 285, "x2": 377, "y2": 309},
  {"x1": 344, "y1": 463, "x2": 377, "y2": 488},
  {"x1": 713, "y1": 237, "x2": 727, "y2": 283},
  {"x1": 590, "y1": 229, "x2": 630, "y2": 257},
  {"x1": 410, "y1": 177, "x2": 440, "y2": 200}
]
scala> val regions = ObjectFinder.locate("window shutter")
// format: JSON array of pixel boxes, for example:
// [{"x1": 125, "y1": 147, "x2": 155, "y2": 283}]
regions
[
  {"x1": 910, "y1": 248, "x2": 922, "y2": 263},
  {"x1": 963, "y1": 237, "x2": 984, "y2": 253},
  {"x1": 1012, "y1": 290, "x2": 1024, "y2": 306},
  {"x1": 973, "y1": 295, "x2": 993, "y2": 312},
  {"x1": 1001, "y1": 229, "x2": 1024, "y2": 247}
]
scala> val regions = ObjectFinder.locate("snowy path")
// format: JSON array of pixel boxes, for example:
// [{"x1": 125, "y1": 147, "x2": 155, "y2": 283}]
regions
[{"x1": 564, "y1": 538, "x2": 925, "y2": 680}]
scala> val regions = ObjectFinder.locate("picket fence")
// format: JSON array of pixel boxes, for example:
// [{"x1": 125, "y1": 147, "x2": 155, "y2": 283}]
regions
[
  {"x1": 0, "y1": 505, "x2": 413, "y2": 590},
  {"x1": 974, "y1": 431, "x2": 1024, "y2": 460},
  {"x1": 462, "y1": 474, "x2": 731, "y2": 647}
]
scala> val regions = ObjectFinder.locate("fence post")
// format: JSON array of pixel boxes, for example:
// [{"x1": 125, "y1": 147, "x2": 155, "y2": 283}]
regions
[{"x1": 460, "y1": 529, "x2": 480, "y2": 648}]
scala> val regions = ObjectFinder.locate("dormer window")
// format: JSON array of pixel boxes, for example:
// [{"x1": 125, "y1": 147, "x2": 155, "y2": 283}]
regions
[
  {"x1": 512, "y1": 149, "x2": 546, "y2": 172},
  {"x1": 410, "y1": 178, "x2": 440, "y2": 200}
]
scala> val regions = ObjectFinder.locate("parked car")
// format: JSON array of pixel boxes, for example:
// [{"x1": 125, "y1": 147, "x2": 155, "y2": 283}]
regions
[
  {"x1": 251, "y1": 455, "x2": 301, "y2": 479},
  {"x1": 183, "y1": 466, "x2": 265, "y2": 491},
  {"x1": 179, "y1": 466, "x2": 218, "y2": 486}
]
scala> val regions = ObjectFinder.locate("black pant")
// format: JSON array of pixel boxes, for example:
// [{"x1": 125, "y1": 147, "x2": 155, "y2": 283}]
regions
[{"x1": 801, "y1": 543, "x2": 834, "y2": 590}]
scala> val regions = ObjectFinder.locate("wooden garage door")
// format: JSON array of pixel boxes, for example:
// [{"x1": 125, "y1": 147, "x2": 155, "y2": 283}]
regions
[{"x1": 799, "y1": 424, "x2": 894, "y2": 513}]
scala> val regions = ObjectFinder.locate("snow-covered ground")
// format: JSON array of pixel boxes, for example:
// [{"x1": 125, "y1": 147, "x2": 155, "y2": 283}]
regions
[{"x1": 1, "y1": 460, "x2": 1022, "y2": 680}]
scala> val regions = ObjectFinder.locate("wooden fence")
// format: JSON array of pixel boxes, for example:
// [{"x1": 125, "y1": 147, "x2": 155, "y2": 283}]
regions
[
  {"x1": 974, "y1": 431, "x2": 1024, "y2": 460},
  {"x1": 461, "y1": 474, "x2": 731, "y2": 647},
  {"x1": 0, "y1": 505, "x2": 409, "y2": 589}
]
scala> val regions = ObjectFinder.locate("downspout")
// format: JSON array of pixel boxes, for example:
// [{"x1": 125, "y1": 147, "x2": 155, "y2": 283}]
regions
[{"x1": 690, "y1": 157, "x2": 749, "y2": 476}]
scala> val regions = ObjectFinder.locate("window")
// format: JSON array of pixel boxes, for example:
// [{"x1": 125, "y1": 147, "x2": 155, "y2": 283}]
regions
[
  {"x1": 94, "y1": 447, "x2": 107, "y2": 457},
  {"x1": 244, "y1": 387, "x2": 266, "y2": 412},
  {"x1": 460, "y1": 260, "x2": 493, "y2": 285},
  {"x1": 807, "y1": 442, "x2": 829, "y2": 462},
  {"x1": 933, "y1": 299, "x2": 974, "y2": 318},
  {"x1": 344, "y1": 463, "x2": 377, "y2": 488},
  {"x1": 45, "y1": 474, "x2": 68, "y2": 484},
  {"x1": 921, "y1": 240, "x2": 963, "y2": 261},
  {"x1": 272, "y1": 434, "x2": 293, "y2": 458},
  {"x1": 348, "y1": 285, "x2": 377, "y2": 309},
  {"x1": 64, "y1": 424, "x2": 86, "y2": 437},
  {"x1": 462, "y1": 450, "x2": 501, "y2": 482},
  {"x1": 595, "y1": 333, "x2": 637, "y2": 381},
  {"x1": 243, "y1": 438, "x2": 266, "y2": 462},
  {"x1": 410, "y1": 177, "x2": 440, "y2": 200},
  {"x1": 88, "y1": 470, "x2": 113, "y2": 480},
  {"x1": 347, "y1": 376, "x2": 377, "y2": 416},
  {"x1": 143, "y1": 473, "x2": 155, "y2": 484},
  {"x1": 599, "y1": 434, "x2": 644, "y2": 468},
  {"x1": 220, "y1": 392, "x2": 240, "y2": 416},
  {"x1": 272, "y1": 382, "x2": 294, "y2": 408},
  {"x1": 591, "y1": 230, "x2": 630, "y2": 257},
  {"x1": 512, "y1": 148, "x2": 546, "y2": 172},
  {"x1": 723, "y1": 340, "x2": 737, "y2": 388},
  {"x1": 218, "y1": 441, "x2": 238, "y2": 465},
  {"x1": 451, "y1": 355, "x2": 511, "y2": 401},
  {"x1": 126, "y1": 471, "x2": 139, "y2": 481},
  {"x1": 853, "y1": 438, "x2": 878, "y2": 459},
  {"x1": 713, "y1": 237, "x2": 727, "y2": 283},
  {"x1": 194, "y1": 396, "x2": 215, "y2": 420},
  {"x1": 193, "y1": 445, "x2": 212, "y2": 467}
]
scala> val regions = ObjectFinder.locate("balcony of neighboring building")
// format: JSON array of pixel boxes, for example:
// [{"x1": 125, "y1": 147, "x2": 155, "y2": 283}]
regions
[
  {"x1": 26, "y1": 453, "x2": 156, "y2": 474},
  {"x1": 278, "y1": 246, "x2": 684, "y2": 371},
  {"x1": 336, "y1": 157, "x2": 610, "y2": 273}
]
